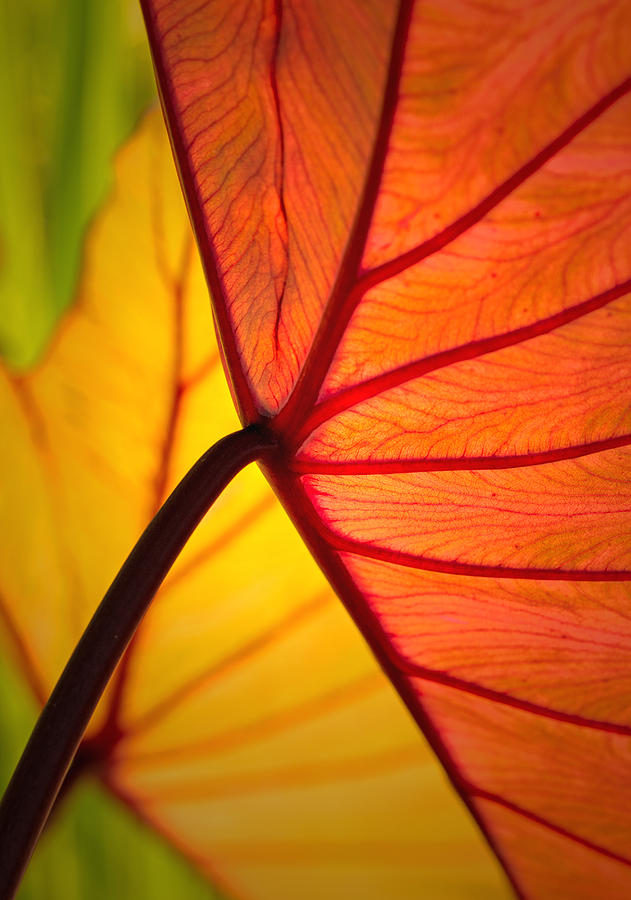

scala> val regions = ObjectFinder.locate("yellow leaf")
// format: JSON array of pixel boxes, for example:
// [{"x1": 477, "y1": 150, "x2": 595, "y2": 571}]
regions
[{"x1": 0, "y1": 109, "x2": 511, "y2": 899}]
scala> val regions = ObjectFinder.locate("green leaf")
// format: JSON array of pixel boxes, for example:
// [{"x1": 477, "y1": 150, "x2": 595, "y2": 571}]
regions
[{"x1": 0, "y1": 0, "x2": 155, "y2": 366}]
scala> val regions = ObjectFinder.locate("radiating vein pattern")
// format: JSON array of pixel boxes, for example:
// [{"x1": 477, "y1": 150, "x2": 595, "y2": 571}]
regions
[
  {"x1": 0, "y1": 109, "x2": 512, "y2": 900},
  {"x1": 143, "y1": 0, "x2": 631, "y2": 896}
]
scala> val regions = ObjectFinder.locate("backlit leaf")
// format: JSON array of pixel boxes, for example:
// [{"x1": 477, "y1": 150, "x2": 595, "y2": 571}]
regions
[
  {"x1": 141, "y1": 0, "x2": 631, "y2": 895},
  {"x1": 0, "y1": 110, "x2": 510, "y2": 899},
  {"x1": 0, "y1": 0, "x2": 156, "y2": 367}
]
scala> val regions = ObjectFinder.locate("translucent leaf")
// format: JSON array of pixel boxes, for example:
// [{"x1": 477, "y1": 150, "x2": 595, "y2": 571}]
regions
[
  {"x1": 141, "y1": 1, "x2": 631, "y2": 894},
  {"x1": 0, "y1": 109, "x2": 509, "y2": 900}
]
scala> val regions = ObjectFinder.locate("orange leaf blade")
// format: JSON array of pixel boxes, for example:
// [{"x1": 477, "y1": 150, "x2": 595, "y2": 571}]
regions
[{"x1": 142, "y1": 2, "x2": 631, "y2": 895}]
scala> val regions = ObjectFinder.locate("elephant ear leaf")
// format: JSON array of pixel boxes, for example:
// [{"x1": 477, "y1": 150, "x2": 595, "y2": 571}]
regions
[
  {"x1": 0, "y1": 110, "x2": 512, "y2": 899},
  {"x1": 141, "y1": 0, "x2": 631, "y2": 896}
]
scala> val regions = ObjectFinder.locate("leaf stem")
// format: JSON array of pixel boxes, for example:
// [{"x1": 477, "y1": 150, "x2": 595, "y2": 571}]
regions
[{"x1": 0, "y1": 424, "x2": 277, "y2": 899}]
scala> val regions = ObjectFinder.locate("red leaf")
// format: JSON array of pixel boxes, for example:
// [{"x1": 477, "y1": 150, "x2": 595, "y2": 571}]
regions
[{"x1": 141, "y1": 1, "x2": 631, "y2": 895}]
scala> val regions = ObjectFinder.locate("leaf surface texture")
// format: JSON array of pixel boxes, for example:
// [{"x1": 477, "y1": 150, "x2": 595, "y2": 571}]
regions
[{"x1": 141, "y1": 0, "x2": 631, "y2": 895}]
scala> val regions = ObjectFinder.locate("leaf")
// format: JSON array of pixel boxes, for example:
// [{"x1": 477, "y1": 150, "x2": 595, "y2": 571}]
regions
[
  {"x1": 0, "y1": 652, "x2": 216, "y2": 900},
  {"x1": 140, "y1": 1, "x2": 631, "y2": 896},
  {"x1": 0, "y1": 0, "x2": 156, "y2": 367},
  {"x1": 0, "y1": 109, "x2": 510, "y2": 899}
]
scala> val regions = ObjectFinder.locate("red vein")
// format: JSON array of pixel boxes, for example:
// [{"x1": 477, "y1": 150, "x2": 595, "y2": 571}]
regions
[
  {"x1": 270, "y1": 0, "x2": 289, "y2": 352},
  {"x1": 151, "y1": 238, "x2": 192, "y2": 515},
  {"x1": 7, "y1": 375, "x2": 86, "y2": 634},
  {"x1": 322, "y1": 531, "x2": 631, "y2": 582},
  {"x1": 279, "y1": 74, "x2": 631, "y2": 441},
  {"x1": 160, "y1": 491, "x2": 276, "y2": 594},
  {"x1": 390, "y1": 656, "x2": 631, "y2": 736},
  {"x1": 179, "y1": 840, "x2": 452, "y2": 865},
  {"x1": 134, "y1": 743, "x2": 423, "y2": 803},
  {"x1": 102, "y1": 777, "x2": 238, "y2": 900},
  {"x1": 5, "y1": 375, "x2": 48, "y2": 450},
  {"x1": 178, "y1": 352, "x2": 220, "y2": 393},
  {"x1": 291, "y1": 432, "x2": 631, "y2": 474},
  {"x1": 471, "y1": 788, "x2": 631, "y2": 868},
  {"x1": 97, "y1": 235, "x2": 193, "y2": 750},
  {"x1": 285, "y1": 473, "x2": 631, "y2": 583},
  {"x1": 114, "y1": 673, "x2": 382, "y2": 764},
  {"x1": 359, "y1": 74, "x2": 631, "y2": 293},
  {"x1": 123, "y1": 590, "x2": 332, "y2": 737},
  {"x1": 273, "y1": 0, "x2": 415, "y2": 433},
  {"x1": 262, "y1": 463, "x2": 526, "y2": 900},
  {"x1": 294, "y1": 277, "x2": 631, "y2": 444}
]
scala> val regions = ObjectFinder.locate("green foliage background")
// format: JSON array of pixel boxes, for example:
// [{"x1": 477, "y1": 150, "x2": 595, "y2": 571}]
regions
[
  {"x1": 0, "y1": 1, "x2": 221, "y2": 896},
  {"x1": 1, "y1": 0, "x2": 152, "y2": 363}
]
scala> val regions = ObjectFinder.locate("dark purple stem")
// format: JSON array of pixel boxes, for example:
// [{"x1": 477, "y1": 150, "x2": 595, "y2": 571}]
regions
[{"x1": 0, "y1": 424, "x2": 276, "y2": 900}]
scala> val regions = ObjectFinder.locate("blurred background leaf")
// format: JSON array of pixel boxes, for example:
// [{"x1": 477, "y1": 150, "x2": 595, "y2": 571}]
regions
[
  {"x1": 0, "y1": 0, "x2": 155, "y2": 365},
  {"x1": 0, "y1": 103, "x2": 508, "y2": 899},
  {"x1": 0, "y1": 645, "x2": 221, "y2": 899},
  {"x1": 0, "y1": 1, "x2": 218, "y2": 895}
]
